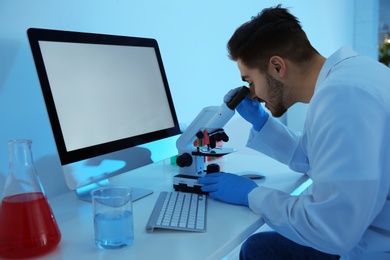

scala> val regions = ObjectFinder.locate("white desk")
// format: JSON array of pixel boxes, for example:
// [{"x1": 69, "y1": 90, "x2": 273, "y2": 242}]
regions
[{"x1": 41, "y1": 152, "x2": 309, "y2": 260}]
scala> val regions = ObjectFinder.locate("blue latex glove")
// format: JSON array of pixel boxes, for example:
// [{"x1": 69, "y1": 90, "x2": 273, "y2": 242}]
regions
[
  {"x1": 198, "y1": 172, "x2": 258, "y2": 206},
  {"x1": 224, "y1": 87, "x2": 269, "y2": 131}
]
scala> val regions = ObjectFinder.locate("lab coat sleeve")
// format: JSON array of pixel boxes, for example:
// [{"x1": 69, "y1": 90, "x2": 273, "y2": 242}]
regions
[
  {"x1": 247, "y1": 85, "x2": 390, "y2": 255},
  {"x1": 247, "y1": 116, "x2": 310, "y2": 173}
]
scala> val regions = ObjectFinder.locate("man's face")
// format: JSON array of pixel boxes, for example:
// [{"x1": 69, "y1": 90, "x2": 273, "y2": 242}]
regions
[{"x1": 237, "y1": 59, "x2": 288, "y2": 118}]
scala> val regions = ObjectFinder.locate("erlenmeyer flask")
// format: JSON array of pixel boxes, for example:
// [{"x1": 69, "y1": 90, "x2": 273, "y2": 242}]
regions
[{"x1": 0, "y1": 139, "x2": 61, "y2": 259}]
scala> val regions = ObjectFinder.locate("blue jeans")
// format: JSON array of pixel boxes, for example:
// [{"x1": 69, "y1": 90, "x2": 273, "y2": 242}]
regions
[{"x1": 240, "y1": 231, "x2": 340, "y2": 260}]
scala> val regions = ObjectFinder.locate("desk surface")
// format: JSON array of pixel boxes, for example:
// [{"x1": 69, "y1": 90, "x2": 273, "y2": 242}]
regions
[{"x1": 41, "y1": 152, "x2": 309, "y2": 260}]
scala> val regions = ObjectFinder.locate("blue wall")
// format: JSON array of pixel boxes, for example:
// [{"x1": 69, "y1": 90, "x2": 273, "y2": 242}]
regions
[{"x1": 0, "y1": 0, "x2": 357, "y2": 198}]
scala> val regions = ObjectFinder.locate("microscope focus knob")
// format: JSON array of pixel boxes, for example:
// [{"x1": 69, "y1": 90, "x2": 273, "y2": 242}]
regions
[
  {"x1": 207, "y1": 163, "x2": 220, "y2": 174},
  {"x1": 176, "y1": 153, "x2": 193, "y2": 167}
]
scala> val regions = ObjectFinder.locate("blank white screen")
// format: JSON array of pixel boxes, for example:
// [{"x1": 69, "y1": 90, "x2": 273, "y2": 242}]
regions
[{"x1": 39, "y1": 41, "x2": 175, "y2": 152}]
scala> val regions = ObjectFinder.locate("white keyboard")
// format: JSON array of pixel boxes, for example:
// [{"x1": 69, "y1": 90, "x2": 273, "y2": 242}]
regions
[{"x1": 146, "y1": 191, "x2": 207, "y2": 232}]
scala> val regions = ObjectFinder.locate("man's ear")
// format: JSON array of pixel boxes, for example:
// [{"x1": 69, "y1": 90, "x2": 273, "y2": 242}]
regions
[{"x1": 268, "y1": 56, "x2": 286, "y2": 78}]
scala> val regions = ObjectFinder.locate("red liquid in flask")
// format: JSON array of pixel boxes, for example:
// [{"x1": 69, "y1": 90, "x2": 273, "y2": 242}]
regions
[{"x1": 0, "y1": 192, "x2": 61, "y2": 259}]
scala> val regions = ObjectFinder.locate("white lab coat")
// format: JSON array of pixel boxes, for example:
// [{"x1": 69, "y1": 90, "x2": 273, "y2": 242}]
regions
[{"x1": 246, "y1": 47, "x2": 390, "y2": 259}]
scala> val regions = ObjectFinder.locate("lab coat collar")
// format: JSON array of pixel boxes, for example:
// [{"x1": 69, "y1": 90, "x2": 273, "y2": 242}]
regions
[{"x1": 315, "y1": 46, "x2": 359, "y2": 91}]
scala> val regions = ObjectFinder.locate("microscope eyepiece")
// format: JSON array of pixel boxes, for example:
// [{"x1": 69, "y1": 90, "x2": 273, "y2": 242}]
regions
[{"x1": 226, "y1": 86, "x2": 250, "y2": 110}]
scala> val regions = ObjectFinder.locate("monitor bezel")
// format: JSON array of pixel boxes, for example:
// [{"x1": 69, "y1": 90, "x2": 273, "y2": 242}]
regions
[{"x1": 28, "y1": 28, "x2": 181, "y2": 166}]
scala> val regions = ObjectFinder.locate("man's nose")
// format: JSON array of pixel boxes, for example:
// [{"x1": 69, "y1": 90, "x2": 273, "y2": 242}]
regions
[{"x1": 248, "y1": 86, "x2": 257, "y2": 100}]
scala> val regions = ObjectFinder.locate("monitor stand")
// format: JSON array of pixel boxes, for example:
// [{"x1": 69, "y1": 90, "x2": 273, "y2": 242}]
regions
[{"x1": 75, "y1": 179, "x2": 153, "y2": 202}]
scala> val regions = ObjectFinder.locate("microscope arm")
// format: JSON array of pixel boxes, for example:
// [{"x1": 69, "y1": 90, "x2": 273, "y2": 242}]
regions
[
  {"x1": 175, "y1": 86, "x2": 249, "y2": 176},
  {"x1": 176, "y1": 104, "x2": 233, "y2": 153}
]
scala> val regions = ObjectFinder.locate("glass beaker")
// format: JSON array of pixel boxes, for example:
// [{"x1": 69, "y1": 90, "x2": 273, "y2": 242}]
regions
[
  {"x1": 0, "y1": 139, "x2": 61, "y2": 259},
  {"x1": 91, "y1": 186, "x2": 134, "y2": 250}
]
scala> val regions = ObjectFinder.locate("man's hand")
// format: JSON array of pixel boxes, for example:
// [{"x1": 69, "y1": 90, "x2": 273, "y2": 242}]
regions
[
  {"x1": 224, "y1": 87, "x2": 269, "y2": 131},
  {"x1": 198, "y1": 172, "x2": 258, "y2": 206}
]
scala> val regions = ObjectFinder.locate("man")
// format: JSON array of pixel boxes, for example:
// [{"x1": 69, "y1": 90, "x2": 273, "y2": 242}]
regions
[{"x1": 197, "y1": 5, "x2": 390, "y2": 260}]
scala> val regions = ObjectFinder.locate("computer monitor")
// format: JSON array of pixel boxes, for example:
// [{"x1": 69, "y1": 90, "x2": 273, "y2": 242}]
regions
[{"x1": 28, "y1": 28, "x2": 181, "y2": 201}]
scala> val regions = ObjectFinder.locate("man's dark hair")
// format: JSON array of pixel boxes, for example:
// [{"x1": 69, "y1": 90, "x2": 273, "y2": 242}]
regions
[{"x1": 227, "y1": 5, "x2": 318, "y2": 72}]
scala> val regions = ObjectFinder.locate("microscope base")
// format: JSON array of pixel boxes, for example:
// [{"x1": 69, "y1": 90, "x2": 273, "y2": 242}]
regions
[{"x1": 173, "y1": 174, "x2": 207, "y2": 194}]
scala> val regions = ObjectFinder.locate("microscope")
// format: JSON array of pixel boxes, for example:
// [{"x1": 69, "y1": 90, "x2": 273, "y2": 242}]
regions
[{"x1": 173, "y1": 86, "x2": 250, "y2": 193}]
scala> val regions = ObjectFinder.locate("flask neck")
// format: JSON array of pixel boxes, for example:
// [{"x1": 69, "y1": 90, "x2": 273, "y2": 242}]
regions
[
  {"x1": 9, "y1": 139, "x2": 34, "y2": 166},
  {"x1": 4, "y1": 139, "x2": 43, "y2": 198}
]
